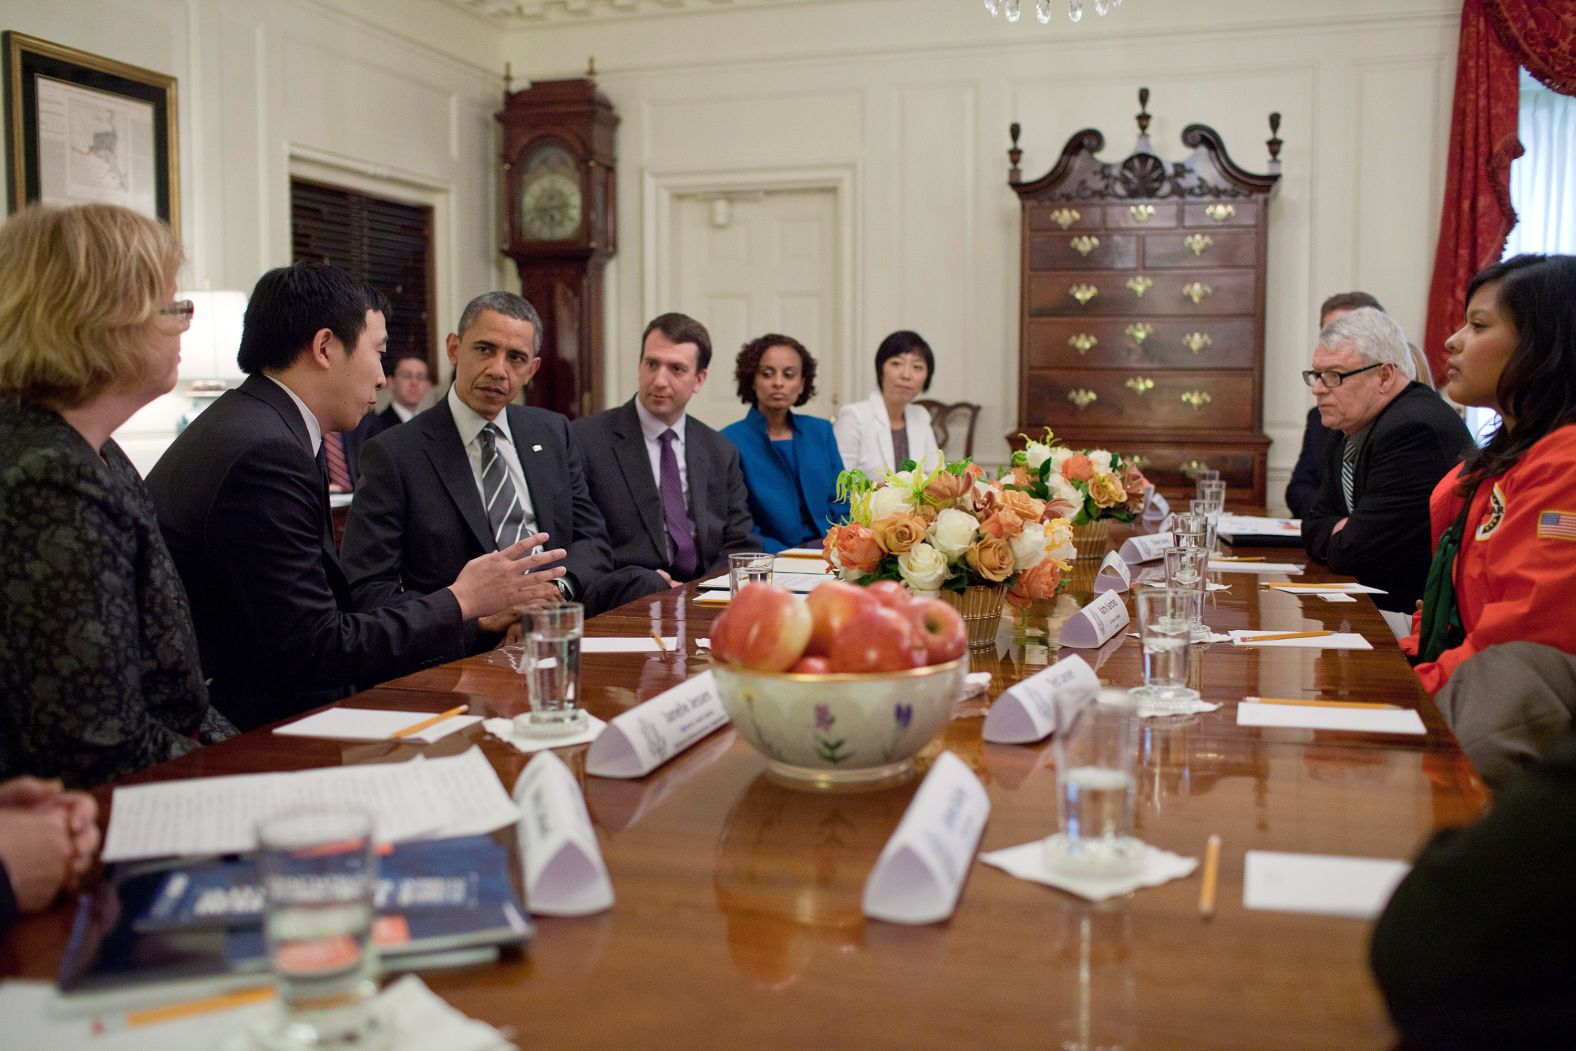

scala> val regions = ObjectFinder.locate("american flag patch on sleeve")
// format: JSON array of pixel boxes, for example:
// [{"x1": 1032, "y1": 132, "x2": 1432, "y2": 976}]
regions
[{"x1": 1537, "y1": 510, "x2": 1576, "y2": 541}]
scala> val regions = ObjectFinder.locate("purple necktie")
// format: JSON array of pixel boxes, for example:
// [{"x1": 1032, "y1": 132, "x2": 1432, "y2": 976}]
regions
[{"x1": 658, "y1": 429, "x2": 698, "y2": 579}]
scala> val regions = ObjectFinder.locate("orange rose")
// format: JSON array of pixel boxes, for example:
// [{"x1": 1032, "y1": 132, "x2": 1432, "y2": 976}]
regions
[
  {"x1": 923, "y1": 471, "x2": 972, "y2": 505},
  {"x1": 1088, "y1": 471, "x2": 1126, "y2": 509},
  {"x1": 1061, "y1": 454, "x2": 1094, "y2": 483},
  {"x1": 1010, "y1": 465, "x2": 1032, "y2": 489},
  {"x1": 999, "y1": 488, "x2": 1047, "y2": 524},
  {"x1": 914, "y1": 502, "x2": 940, "y2": 524},
  {"x1": 830, "y1": 523, "x2": 883, "y2": 575},
  {"x1": 964, "y1": 536, "x2": 1015, "y2": 583},
  {"x1": 1006, "y1": 556, "x2": 1067, "y2": 608},
  {"x1": 1120, "y1": 461, "x2": 1149, "y2": 514},
  {"x1": 980, "y1": 509, "x2": 1025, "y2": 540},
  {"x1": 870, "y1": 512, "x2": 928, "y2": 555}
]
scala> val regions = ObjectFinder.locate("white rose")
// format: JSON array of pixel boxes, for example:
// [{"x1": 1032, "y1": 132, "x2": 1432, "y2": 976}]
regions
[
  {"x1": 928, "y1": 508, "x2": 980, "y2": 560},
  {"x1": 1049, "y1": 473, "x2": 1082, "y2": 507},
  {"x1": 1044, "y1": 517, "x2": 1076, "y2": 562},
  {"x1": 890, "y1": 470, "x2": 915, "y2": 487},
  {"x1": 1088, "y1": 449, "x2": 1113, "y2": 472},
  {"x1": 1049, "y1": 447, "x2": 1074, "y2": 471},
  {"x1": 1010, "y1": 522, "x2": 1047, "y2": 571},
  {"x1": 1023, "y1": 442, "x2": 1053, "y2": 471},
  {"x1": 897, "y1": 542, "x2": 949, "y2": 591},
  {"x1": 870, "y1": 484, "x2": 917, "y2": 519}
]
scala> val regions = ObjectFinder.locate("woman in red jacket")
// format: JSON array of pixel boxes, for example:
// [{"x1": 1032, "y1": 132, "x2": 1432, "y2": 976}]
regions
[{"x1": 1405, "y1": 254, "x2": 1576, "y2": 694}]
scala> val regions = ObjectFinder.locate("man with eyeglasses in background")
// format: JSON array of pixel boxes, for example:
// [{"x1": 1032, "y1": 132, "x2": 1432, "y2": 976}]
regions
[{"x1": 1299, "y1": 307, "x2": 1472, "y2": 635}]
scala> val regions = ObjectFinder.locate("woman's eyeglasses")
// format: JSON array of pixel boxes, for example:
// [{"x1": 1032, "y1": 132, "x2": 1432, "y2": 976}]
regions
[{"x1": 157, "y1": 299, "x2": 196, "y2": 330}]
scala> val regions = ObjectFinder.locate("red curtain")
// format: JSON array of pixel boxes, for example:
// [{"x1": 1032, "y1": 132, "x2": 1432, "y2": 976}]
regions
[
  {"x1": 1483, "y1": 0, "x2": 1576, "y2": 95},
  {"x1": 1421, "y1": 0, "x2": 1522, "y2": 381}
]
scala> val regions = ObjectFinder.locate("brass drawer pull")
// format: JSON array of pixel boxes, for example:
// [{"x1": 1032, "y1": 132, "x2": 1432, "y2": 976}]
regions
[
  {"x1": 1066, "y1": 388, "x2": 1098, "y2": 409},
  {"x1": 1050, "y1": 207, "x2": 1081, "y2": 230},
  {"x1": 1068, "y1": 333, "x2": 1098, "y2": 355},
  {"x1": 1180, "y1": 390, "x2": 1213, "y2": 410},
  {"x1": 1070, "y1": 283, "x2": 1099, "y2": 306},
  {"x1": 1182, "y1": 331, "x2": 1212, "y2": 354},
  {"x1": 1125, "y1": 376, "x2": 1155, "y2": 395},
  {"x1": 1129, "y1": 204, "x2": 1156, "y2": 223},
  {"x1": 1181, "y1": 459, "x2": 1211, "y2": 479},
  {"x1": 1204, "y1": 203, "x2": 1236, "y2": 224},
  {"x1": 1182, "y1": 282, "x2": 1213, "y2": 305},
  {"x1": 1184, "y1": 234, "x2": 1213, "y2": 256},
  {"x1": 1125, "y1": 322, "x2": 1154, "y2": 344},
  {"x1": 1069, "y1": 235, "x2": 1100, "y2": 256},
  {"x1": 1127, "y1": 454, "x2": 1145, "y2": 468},
  {"x1": 1126, "y1": 275, "x2": 1154, "y2": 298}
]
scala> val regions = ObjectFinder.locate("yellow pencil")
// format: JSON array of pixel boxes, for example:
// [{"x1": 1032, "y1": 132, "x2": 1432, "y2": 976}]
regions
[
  {"x1": 1238, "y1": 630, "x2": 1334, "y2": 643},
  {"x1": 1213, "y1": 556, "x2": 1265, "y2": 562},
  {"x1": 650, "y1": 630, "x2": 669, "y2": 654},
  {"x1": 1262, "y1": 582, "x2": 1352, "y2": 589},
  {"x1": 1247, "y1": 696, "x2": 1402, "y2": 711},
  {"x1": 1199, "y1": 834, "x2": 1221, "y2": 920},
  {"x1": 390, "y1": 704, "x2": 469, "y2": 739},
  {"x1": 125, "y1": 986, "x2": 276, "y2": 1027}
]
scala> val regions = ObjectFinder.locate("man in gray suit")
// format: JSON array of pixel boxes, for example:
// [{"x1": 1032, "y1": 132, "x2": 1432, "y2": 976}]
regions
[
  {"x1": 572, "y1": 312, "x2": 761, "y2": 582},
  {"x1": 342, "y1": 293, "x2": 668, "y2": 645}
]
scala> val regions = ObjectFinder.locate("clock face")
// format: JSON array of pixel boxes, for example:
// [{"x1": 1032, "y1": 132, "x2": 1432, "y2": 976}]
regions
[{"x1": 517, "y1": 143, "x2": 583, "y2": 242}]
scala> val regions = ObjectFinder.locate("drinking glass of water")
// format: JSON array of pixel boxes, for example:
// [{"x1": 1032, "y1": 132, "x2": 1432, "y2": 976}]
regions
[
  {"x1": 515, "y1": 603, "x2": 587, "y2": 736},
  {"x1": 1164, "y1": 545, "x2": 1210, "y2": 642},
  {"x1": 1192, "y1": 468, "x2": 1221, "y2": 499},
  {"x1": 1132, "y1": 587, "x2": 1203, "y2": 710},
  {"x1": 253, "y1": 807, "x2": 388, "y2": 1051},
  {"x1": 1044, "y1": 688, "x2": 1142, "y2": 877},
  {"x1": 1170, "y1": 511, "x2": 1210, "y2": 551},
  {"x1": 727, "y1": 552, "x2": 774, "y2": 596}
]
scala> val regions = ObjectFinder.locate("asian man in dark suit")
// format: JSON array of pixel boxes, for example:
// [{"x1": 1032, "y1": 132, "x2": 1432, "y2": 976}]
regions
[
  {"x1": 571, "y1": 312, "x2": 762, "y2": 582},
  {"x1": 341, "y1": 292, "x2": 667, "y2": 644},
  {"x1": 146, "y1": 263, "x2": 564, "y2": 730}
]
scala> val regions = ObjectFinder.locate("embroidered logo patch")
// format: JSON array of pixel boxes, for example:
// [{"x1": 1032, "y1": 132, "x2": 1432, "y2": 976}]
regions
[
  {"x1": 1536, "y1": 509, "x2": 1576, "y2": 542},
  {"x1": 1475, "y1": 484, "x2": 1507, "y2": 541}
]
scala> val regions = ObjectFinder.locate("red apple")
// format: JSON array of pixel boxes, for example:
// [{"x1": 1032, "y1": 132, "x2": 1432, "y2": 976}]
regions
[
  {"x1": 904, "y1": 597, "x2": 968, "y2": 665},
  {"x1": 864, "y1": 580, "x2": 912, "y2": 611},
  {"x1": 711, "y1": 584, "x2": 811, "y2": 671},
  {"x1": 804, "y1": 580, "x2": 878, "y2": 657},
  {"x1": 828, "y1": 605, "x2": 926, "y2": 673},
  {"x1": 788, "y1": 655, "x2": 832, "y2": 674}
]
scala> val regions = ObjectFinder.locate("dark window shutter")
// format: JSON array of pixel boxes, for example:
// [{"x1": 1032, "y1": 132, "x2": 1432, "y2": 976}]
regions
[{"x1": 290, "y1": 178, "x2": 435, "y2": 370}]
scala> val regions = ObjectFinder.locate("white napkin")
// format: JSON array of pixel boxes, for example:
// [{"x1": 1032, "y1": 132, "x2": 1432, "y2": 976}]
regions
[
  {"x1": 980, "y1": 838, "x2": 1198, "y2": 902},
  {"x1": 484, "y1": 715, "x2": 608, "y2": 753},
  {"x1": 581, "y1": 637, "x2": 678, "y2": 654},
  {"x1": 1135, "y1": 697, "x2": 1220, "y2": 719},
  {"x1": 961, "y1": 671, "x2": 993, "y2": 698}
]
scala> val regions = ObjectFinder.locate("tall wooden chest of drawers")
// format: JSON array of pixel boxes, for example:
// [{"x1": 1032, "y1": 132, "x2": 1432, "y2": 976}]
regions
[{"x1": 1009, "y1": 91, "x2": 1283, "y2": 504}]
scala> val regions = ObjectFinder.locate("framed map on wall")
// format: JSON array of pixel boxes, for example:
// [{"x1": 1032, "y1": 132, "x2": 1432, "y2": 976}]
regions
[{"x1": 3, "y1": 32, "x2": 178, "y2": 237}]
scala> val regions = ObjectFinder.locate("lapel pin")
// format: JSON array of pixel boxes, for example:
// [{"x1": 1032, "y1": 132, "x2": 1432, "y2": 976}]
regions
[{"x1": 531, "y1": 444, "x2": 542, "y2": 452}]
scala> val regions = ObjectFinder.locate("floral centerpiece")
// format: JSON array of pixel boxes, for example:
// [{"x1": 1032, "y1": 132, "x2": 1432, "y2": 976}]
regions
[
  {"x1": 822, "y1": 460, "x2": 1076, "y2": 645},
  {"x1": 1006, "y1": 430, "x2": 1150, "y2": 559}
]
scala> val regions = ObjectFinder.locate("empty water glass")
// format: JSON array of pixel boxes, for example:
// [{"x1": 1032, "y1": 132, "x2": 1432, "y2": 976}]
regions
[
  {"x1": 515, "y1": 603, "x2": 586, "y2": 736},
  {"x1": 727, "y1": 552, "x2": 774, "y2": 596},
  {"x1": 1192, "y1": 468, "x2": 1221, "y2": 499},
  {"x1": 1044, "y1": 688, "x2": 1142, "y2": 877},
  {"x1": 1131, "y1": 588, "x2": 1202, "y2": 709}
]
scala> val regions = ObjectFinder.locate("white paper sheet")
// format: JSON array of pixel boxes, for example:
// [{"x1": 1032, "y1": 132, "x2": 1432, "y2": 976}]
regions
[
  {"x1": 862, "y1": 751, "x2": 990, "y2": 924},
  {"x1": 512, "y1": 751, "x2": 614, "y2": 916},
  {"x1": 982, "y1": 654, "x2": 1098, "y2": 744},
  {"x1": 1141, "y1": 579, "x2": 1230, "y2": 592},
  {"x1": 1217, "y1": 513, "x2": 1302, "y2": 539},
  {"x1": 581, "y1": 637, "x2": 679, "y2": 654},
  {"x1": 772, "y1": 556, "x2": 831, "y2": 574},
  {"x1": 103, "y1": 748, "x2": 517, "y2": 861},
  {"x1": 273, "y1": 708, "x2": 481, "y2": 744},
  {"x1": 1266, "y1": 582, "x2": 1386, "y2": 595},
  {"x1": 1058, "y1": 591, "x2": 1130, "y2": 649},
  {"x1": 1319, "y1": 593, "x2": 1358, "y2": 603},
  {"x1": 1236, "y1": 701, "x2": 1425, "y2": 735},
  {"x1": 1207, "y1": 561, "x2": 1306, "y2": 574},
  {"x1": 585, "y1": 671, "x2": 731, "y2": 778},
  {"x1": 1230, "y1": 630, "x2": 1372, "y2": 650},
  {"x1": 696, "y1": 572, "x2": 829, "y2": 593},
  {"x1": 1242, "y1": 850, "x2": 1409, "y2": 919}
]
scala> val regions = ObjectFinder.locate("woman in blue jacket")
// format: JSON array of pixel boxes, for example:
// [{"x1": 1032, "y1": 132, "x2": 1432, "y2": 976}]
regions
[{"x1": 721, "y1": 334, "x2": 848, "y2": 552}]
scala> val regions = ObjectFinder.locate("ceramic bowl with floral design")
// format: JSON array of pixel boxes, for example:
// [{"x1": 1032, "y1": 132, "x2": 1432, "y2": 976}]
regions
[{"x1": 711, "y1": 658, "x2": 967, "y2": 788}]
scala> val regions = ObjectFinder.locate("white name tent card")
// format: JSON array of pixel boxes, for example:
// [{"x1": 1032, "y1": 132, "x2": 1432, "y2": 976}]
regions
[
  {"x1": 1237, "y1": 701, "x2": 1425, "y2": 735},
  {"x1": 862, "y1": 751, "x2": 990, "y2": 925},
  {"x1": 1141, "y1": 487, "x2": 1170, "y2": 522},
  {"x1": 274, "y1": 707, "x2": 481, "y2": 744},
  {"x1": 982, "y1": 654, "x2": 1099, "y2": 744},
  {"x1": 586, "y1": 671, "x2": 730, "y2": 779},
  {"x1": 1119, "y1": 532, "x2": 1173, "y2": 564},
  {"x1": 1058, "y1": 591, "x2": 1130, "y2": 649},
  {"x1": 1243, "y1": 850, "x2": 1410, "y2": 919},
  {"x1": 1229, "y1": 630, "x2": 1372, "y2": 651},
  {"x1": 512, "y1": 751, "x2": 614, "y2": 916},
  {"x1": 1092, "y1": 551, "x2": 1132, "y2": 594},
  {"x1": 103, "y1": 748, "x2": 517, "y2": 862}
]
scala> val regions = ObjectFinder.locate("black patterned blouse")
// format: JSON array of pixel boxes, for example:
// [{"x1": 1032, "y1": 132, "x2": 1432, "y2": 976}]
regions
[{"x1": 0, "y1": 402, "x2": 231, "y2": 788}]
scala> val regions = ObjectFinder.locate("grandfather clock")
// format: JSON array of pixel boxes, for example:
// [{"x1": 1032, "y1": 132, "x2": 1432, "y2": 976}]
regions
[{"x1": 498, "y1": 74, "x2": 618, "y2": 418}]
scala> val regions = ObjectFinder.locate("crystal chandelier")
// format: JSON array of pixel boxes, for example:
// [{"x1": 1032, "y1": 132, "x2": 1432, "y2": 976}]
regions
[{"x1": 982, "y1": 0, "x2": 1124, "y2": 24}]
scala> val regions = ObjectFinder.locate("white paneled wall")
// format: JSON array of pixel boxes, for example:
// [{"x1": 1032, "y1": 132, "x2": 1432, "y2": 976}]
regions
[
  {"x1": 1, "y1": 0, "x2": 505, "y2": 474},
  {"x1": 511, "y1": 0, "x2": 1461, "y2": 510}
]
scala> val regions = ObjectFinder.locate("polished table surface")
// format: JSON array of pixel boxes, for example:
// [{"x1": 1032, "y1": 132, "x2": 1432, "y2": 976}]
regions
[{"x1": 2, "y1": 539, "x2": 1487, "y2": 1050}]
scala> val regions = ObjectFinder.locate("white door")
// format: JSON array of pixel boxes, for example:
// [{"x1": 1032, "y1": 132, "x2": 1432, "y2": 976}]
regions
[{"x1": 666, "y1": 188, "x2": 840, "y2": 432}]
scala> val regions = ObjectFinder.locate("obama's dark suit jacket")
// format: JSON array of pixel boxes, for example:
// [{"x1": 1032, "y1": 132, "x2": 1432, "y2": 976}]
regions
[{"x1": 146, "y1": 374, "x2": 466, "y2": 731}]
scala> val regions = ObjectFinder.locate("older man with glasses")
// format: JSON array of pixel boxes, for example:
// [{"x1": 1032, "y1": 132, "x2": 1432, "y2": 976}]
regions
[{"x1": 1300, "y1": 308, "x2": 1472, "y2": 632}]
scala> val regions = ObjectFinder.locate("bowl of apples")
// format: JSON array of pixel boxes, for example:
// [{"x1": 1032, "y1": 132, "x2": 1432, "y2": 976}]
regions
[{"x1": 709, "y1": 580, "x2": 969, "y2": 788}]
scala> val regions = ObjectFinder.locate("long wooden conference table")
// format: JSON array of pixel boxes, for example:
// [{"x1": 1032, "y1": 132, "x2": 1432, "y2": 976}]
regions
[{"x1": 1, "y1": 536, "x2": 1486, "y2": 1049}]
